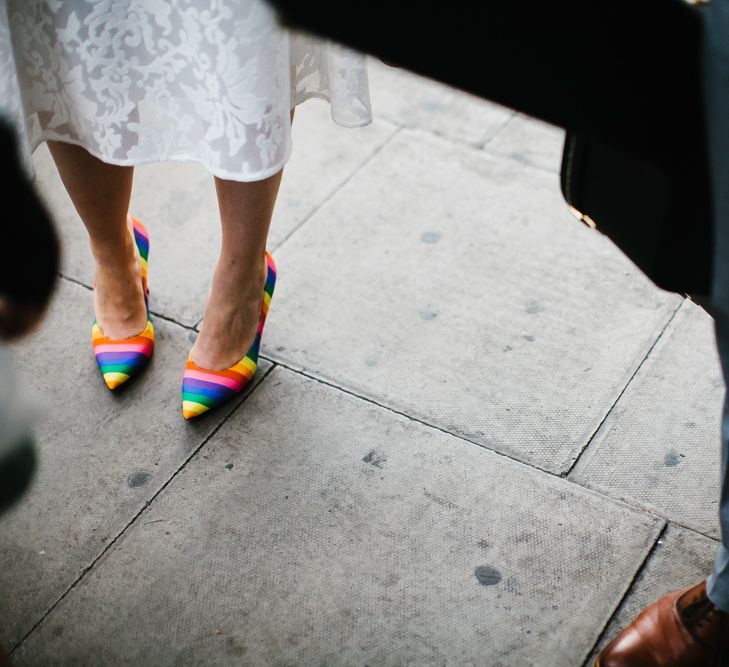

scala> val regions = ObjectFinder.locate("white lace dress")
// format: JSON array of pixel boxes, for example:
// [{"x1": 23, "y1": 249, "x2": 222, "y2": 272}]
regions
[{"x1": 0, "y1": 1, "x2": 372, "y2": 181}]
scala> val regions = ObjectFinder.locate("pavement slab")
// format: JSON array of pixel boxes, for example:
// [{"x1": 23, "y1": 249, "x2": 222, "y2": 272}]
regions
[
  {"x1": 264, "y1": 129, "x2": 681, "y2": 473},
  {"x1": 484, "y1": 114, "x2": 566, "y2": 173},
  {"x1": 367, "y1": 58, "x2": 514, "y2": 146},
  {"x1": 571, "y1": 300, "x2": 723, "y2": 537},
  {"x1": 32, "y1": 101, "x2": 397, "y2": 328},
  {"x1": 0, "y1": 279, "x2": 270, "y2": 650},
  {"x1": 587, "y1": 524, "x2": 718, "y2": 662},
  {"x1": 13, "y1": 367, "x2": 663, "y2": 667},
  {"x1": 8, "y1": 61, "x2": 719, "y2": 667}
]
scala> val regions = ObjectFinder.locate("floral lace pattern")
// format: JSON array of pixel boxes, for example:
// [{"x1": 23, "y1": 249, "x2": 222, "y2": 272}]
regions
[{"x1": 0, "y1": 0, "x2": 372, "y2": 181}]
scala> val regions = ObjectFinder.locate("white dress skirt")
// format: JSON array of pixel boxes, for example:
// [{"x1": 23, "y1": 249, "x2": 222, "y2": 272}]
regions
[{"x1": 0, "y1": 0, "x2": 372, "y2": 181}]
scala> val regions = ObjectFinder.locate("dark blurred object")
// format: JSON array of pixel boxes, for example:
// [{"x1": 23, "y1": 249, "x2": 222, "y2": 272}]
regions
[
  {"x1": 0, "y1": 119, "x2": 60, "y2": 338},
  {"x1": 0, "y1": 118, "x2": 59, "y2": 513},
  {"x1": 271, "y1": 0, "x2": 711, "y2": 294},
  {"x1": 0, "y1": 434, "x2": 36, "y2": 514},
  {"x1": 561, "y1": 131, "x2": 711, "y2": 295}
]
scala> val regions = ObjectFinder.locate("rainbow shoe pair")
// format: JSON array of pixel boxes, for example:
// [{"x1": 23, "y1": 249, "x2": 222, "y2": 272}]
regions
[{"x1": 92, "y1": 217, "x2": 276, "y2": 420}]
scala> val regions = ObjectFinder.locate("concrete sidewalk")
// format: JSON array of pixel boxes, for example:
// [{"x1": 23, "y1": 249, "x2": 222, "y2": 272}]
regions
[{"x1": 1, "y1": 60, "x2": 722, "y2": 666}]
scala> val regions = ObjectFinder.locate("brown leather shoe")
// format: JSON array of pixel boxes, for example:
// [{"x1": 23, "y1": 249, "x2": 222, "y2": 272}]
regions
[{"x1": 595, "y1": 581, "x2": 729, "y2": 666}]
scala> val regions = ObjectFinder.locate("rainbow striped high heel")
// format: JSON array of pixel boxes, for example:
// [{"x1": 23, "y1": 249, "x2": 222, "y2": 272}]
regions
[
  {"x1": 181, "y1": 252, "x2": 276, "y2": 420},
  {"x1": 92, "y1": 216, "x2": 154, "y2": 390}
]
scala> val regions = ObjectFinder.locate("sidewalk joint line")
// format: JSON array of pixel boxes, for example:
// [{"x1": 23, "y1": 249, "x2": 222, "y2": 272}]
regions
[
  {"x1": 57, "y1": 273, "x2": 197, "y2": 331},
  {"x1": 581, "y1": 522, "x2": 669, "y2": 666},
  {"x1": 9, "y1": 363, "x2": 277, "y2": 656},
  {"x1": 261, "y1": 353, "x2": 701, "y2": 526},
  {"x1": 480, "y1": 147, "x2": 561, "y2": 175},
  {"x1": 564, "y1": 298, "x2": 686, "y2": 478},
  {"x1": 597, "y1": 508, "x2": 719, "y2": 544},
  {"x1": 58, "y1": 273, "x2": 91, "y2": 291},
  {"x1": 146, "y1": 310, "x2": 196, "y2": 331},
  {"x1": 375, "y1": 109, "x2": 514, "y2": 152},
  {"x1": 260, "y1": 353, "x2": 557, "y2": 472},
  {"x1": 476, "y1": 112, "x2": 565, "y2": 174},
  {"x1": 478, "y1": 111, "x2": 517, "y2": 148},
  {"x1": 272, "y1": 125, "x2": 403, "y2": 253}
]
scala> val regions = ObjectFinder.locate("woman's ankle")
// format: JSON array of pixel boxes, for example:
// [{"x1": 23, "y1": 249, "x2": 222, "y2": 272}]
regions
[
  {"x1": 91, "y1": 230, "x2": 137, "y2": 268},
  {"x1": 89, "y1": 215, "x2": 138, "y2": 267}
]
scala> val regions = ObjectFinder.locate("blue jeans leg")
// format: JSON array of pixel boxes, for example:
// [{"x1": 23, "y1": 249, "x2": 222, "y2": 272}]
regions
[
  {"x1": 704, "y1": 0, "x2": 729, "y2": 613},
  {"x1": 706, "y1": 314, "x2": 729, "y2": 612}
]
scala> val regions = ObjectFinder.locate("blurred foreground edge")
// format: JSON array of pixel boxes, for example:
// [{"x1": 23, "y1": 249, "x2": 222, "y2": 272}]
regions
[
  {"x1": 271, "y1": 1, "x2": 712, "y2": 295},
  {"x1": 0, "y1": 118, "x2": 59, "y2": 514}
]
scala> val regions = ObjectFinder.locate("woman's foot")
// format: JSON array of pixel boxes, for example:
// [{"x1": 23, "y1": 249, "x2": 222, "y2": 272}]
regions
[
  {"x1": 92, "y1": 219, "x2": 147, "y2": 340},
  {"x1": 191, "y1": 252, "x2": 269, "y2": 370}
]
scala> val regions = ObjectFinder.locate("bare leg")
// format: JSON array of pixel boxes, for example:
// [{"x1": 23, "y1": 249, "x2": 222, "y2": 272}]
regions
[
  {"x1": 191, "y1": 170, "x2": 282, "y2": 370},
  {"x1": 191, "y1": 109, "x2": 294, "y2": 370},
  {"x1": 47, "y1": 142, "x2": 146, "y2": 339}
]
